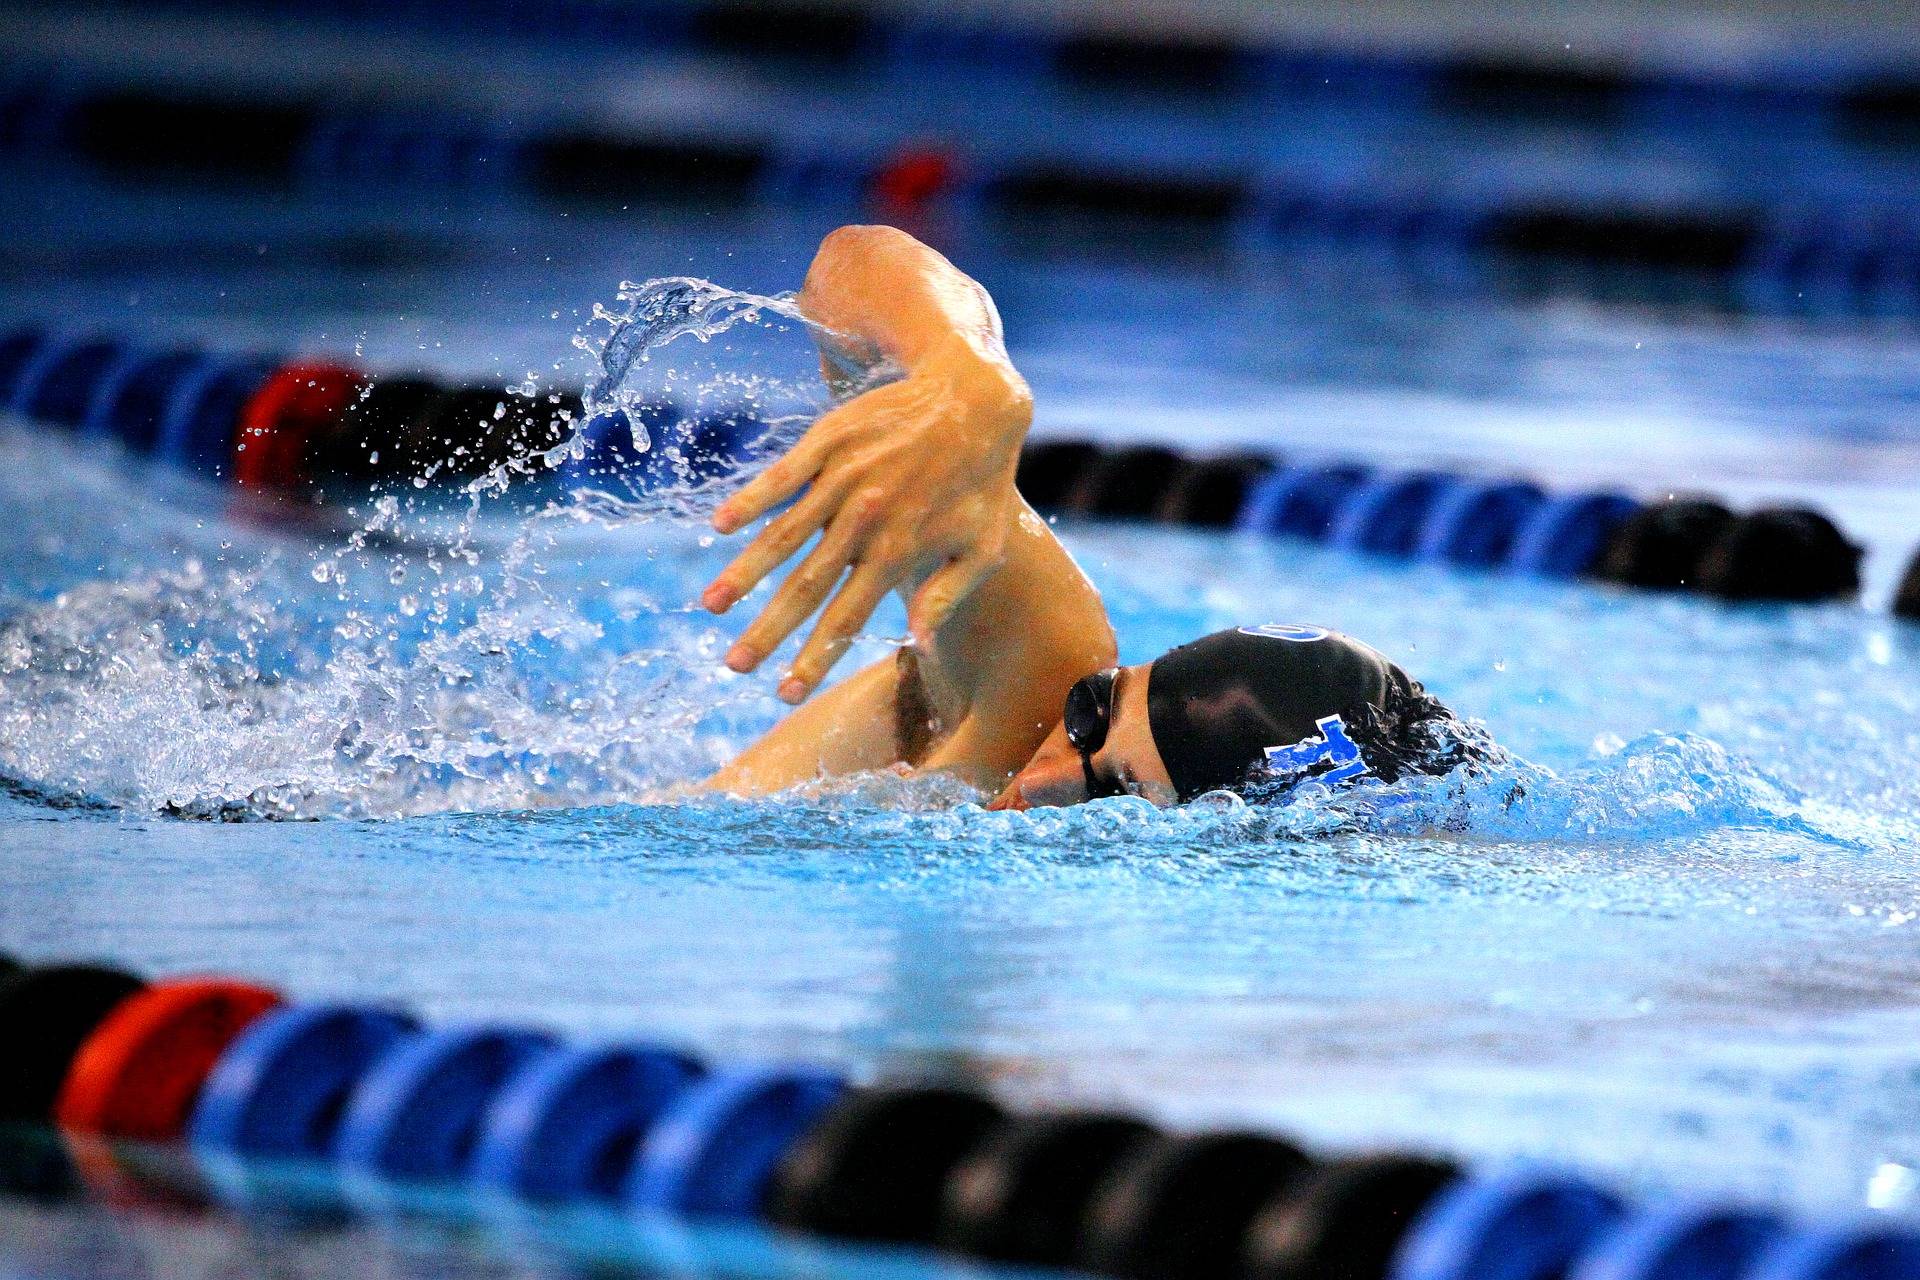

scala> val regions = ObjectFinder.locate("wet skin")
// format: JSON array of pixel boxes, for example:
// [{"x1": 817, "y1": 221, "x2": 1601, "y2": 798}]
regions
[{"x1": 989, "y1": 661, "x2": 1178, "y2": 810}]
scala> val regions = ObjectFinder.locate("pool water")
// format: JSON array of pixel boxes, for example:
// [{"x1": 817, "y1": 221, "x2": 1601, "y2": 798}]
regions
[{"x1": 2, "y1": 171, "x2": 1920, "y2": 1260}]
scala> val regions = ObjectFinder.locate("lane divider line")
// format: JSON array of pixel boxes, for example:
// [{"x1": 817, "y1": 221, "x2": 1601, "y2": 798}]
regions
[{"x1": 0, "y1": 950, "x2": 1914, "y2": 1280}]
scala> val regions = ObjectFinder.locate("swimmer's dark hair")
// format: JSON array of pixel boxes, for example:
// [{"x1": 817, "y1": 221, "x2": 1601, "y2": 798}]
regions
[
  {"x1": 1333, "y1": 681, "x2": 1486, "y2": 785},
  {"x1": 1147, "y1": 625, "x2": 1491, "y2": 803},
  {"x1": 1231, "y1": 686, "x2": 1490, "y2": 805}
]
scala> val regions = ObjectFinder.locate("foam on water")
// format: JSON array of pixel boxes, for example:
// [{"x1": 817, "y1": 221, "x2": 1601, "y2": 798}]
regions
[
  {"x1": 0, "y1": 277, "x2": 1917, "y2": 867},
  {"x1": 0, "y1": 495, "x2": 1848, "y2": 842},
  {"x1": 0, "y1": 279, "x2": 830, "y2": 817}
]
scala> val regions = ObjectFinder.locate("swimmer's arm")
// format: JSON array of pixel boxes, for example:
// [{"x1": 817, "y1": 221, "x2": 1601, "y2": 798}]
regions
[
  {"x1": 701, "y1": 225, "x2": 1031, "y2": 701},
  {"x1": 699, "y1": 658, "x2": 904, "y2": 795},
  {"x1": 699, "y1": 225, "x2": 1113, "y2": 797},
  {"x1": 794, "y1": 224, "x2": 1014, "y2": 386},
  {"x1": 914, "y1": 500, "x2": 1115, "y2": 790},
  {"x1": 701, "y1": 495, "x2": 1113, "y2": 798}
]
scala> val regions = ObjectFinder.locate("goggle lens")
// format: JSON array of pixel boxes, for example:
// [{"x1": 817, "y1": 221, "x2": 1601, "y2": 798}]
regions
[
  {"x1": 1064, "y1": 668, "x2": 1118, "y2": 754},
  {"x1": 1064, "y1": 669, "x2": 1126, "y2": 799}
]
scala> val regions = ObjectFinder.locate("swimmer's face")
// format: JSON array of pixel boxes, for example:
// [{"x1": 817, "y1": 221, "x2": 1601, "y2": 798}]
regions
[{"x1": 987, "y1": 662, "x2": 1179, "y2": 810}]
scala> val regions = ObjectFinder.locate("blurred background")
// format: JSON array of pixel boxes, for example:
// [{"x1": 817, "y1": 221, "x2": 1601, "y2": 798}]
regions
[{"x1": 5, "y1": 0, "x2": 1920, "y2": 599}]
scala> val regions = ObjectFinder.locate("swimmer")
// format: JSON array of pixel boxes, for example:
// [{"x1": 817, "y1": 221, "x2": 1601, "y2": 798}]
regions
[{"x1": 699, "y1": 226, "x2": 1469, "y2": 808}]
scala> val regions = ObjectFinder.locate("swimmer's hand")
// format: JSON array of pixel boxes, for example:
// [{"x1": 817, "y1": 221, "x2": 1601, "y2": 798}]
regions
[{"x1": 700, "y1": 335, "x2": 1030, "y2": 703}]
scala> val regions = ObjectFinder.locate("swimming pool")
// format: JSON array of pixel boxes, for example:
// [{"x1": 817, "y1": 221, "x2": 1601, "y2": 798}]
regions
[{"x1": 3, "y1": 164, "x2": 1920, "y2": 1275}]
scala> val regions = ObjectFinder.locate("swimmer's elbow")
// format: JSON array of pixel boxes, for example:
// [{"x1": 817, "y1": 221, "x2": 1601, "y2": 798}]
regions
[
  {"x1": 816, "y1": 224, "x2": 919, "y2": 263},
  {"x1": 808, "y1": 225, "x2": 942, "y2": 295}
]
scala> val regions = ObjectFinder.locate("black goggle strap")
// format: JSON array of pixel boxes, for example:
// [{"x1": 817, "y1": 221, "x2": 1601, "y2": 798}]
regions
[{"x1": 1080, "y1": 749, "x2": 1121, "y2": 800}]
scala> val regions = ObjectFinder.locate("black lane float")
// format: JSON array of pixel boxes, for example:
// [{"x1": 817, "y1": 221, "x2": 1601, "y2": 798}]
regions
[
  {"x1": 0, "y1": 952, "x2": 1918, "y2": 1279},
  {"x1": 0, "y1": 323, "x2": 1895, "y2": 611}
]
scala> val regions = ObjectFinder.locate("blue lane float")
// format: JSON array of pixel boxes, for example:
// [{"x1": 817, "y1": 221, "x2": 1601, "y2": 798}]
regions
[
  {"x1": 188, "y1": 1003, "x2": 420, "y2": 1160},
  {"x1": 1507, "y1": 490, "x2": 1642, "y2": 578},
  {"x1": 0, "y1": 328, "x2": 49, "y2": 404},
  {"x1": 333, "y1": 1025, "x2": 557, "y2": 1183},
  {"x1": 1236, "y1": 463, "x2": 1374, "y2": 541},
  {"x1": 622, "y1": 1065, "x2": 848, "y2": 1219},
  {"x1": 1568, "y1": 1200, "x2": 1786, "y2": 1280},
  {"x1": 63, "y1": 347, "x2": 152, "y2": 434},
  {"x1": 1415, "y1": 479, "x2": 1546, "y2": 567},
  {"x1": 1745, "y1": 1222, "x2": 1920, "y2": 1280},
  {"x1": 10, "y1": 335, "x2": 132, "y2": 427},
  {"x1": 469, "y1": 1043, "x2": 703, "y2": 1203},
  {"x1": 1390, "y1": 1164, "x2": 1625, "y2": 1280},
  {"x1": 81, "y1": 349, "x2": 209, "y2": 450},
  {"x1": 155, "y1": 355, "x2": 276, "y2": 478},
  {"x1": 1330, "y1": 470, "x2": 1461, "y2": 557},
  {"x1": 1228, "y1": 458, "x2": 1647, "y2": 585}
]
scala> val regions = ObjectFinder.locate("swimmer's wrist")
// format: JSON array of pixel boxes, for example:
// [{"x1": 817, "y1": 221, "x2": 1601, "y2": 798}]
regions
[{"x1": 916, "y1": 333, "x2": 1032, "y2": 443}]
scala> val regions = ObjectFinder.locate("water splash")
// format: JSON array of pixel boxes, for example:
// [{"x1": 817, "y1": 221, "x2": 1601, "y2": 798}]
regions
[
  {"x1": 0, "y1": 277, "x2": 1900, "y2": 850},
  {"x1": 579, "y1": 277, "x2": 812, "y2": 406},
  {"x1": 808, "y1": 727, "x2": 1851, "y2": 850},
  {"x1": 501, "y1": 276, "x2": 895, "y2": 525},
  {"x1": 0, "y1": 277, "x2": 845, "y2": 819},
  {"x1": 0, "y1": 400, "x2": 1882, "y2": 837}
]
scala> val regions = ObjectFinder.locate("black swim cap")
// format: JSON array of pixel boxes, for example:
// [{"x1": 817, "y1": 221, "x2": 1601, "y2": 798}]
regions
[{"x1": 1144, "y1": 624, "x2": 1453, "y2": 802}]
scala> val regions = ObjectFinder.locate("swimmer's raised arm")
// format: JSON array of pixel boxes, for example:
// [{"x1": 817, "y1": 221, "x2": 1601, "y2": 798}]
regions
[
  {"x1": 702, "y1": 225, "x2": 1035, "y2": 702},
  {"x1": 700, "y1": 226, "x2": 1114, "y2": 797}
]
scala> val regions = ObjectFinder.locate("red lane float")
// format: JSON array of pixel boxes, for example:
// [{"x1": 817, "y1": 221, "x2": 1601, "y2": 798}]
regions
[
  {"x1": 55, "y1": 978, "x2": 283, "y2": 1141},
  {"x1": 232, "y1": 362, "x2": 366, "y2": 493},
  {"x1": 872, "y1": 144, "x2": 956, "y2": 211}
]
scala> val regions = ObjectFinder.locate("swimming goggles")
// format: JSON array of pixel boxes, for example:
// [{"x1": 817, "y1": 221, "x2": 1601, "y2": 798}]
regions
[{"x1": 1063, "y1": 667, "x2": 1126, "y2": 799}]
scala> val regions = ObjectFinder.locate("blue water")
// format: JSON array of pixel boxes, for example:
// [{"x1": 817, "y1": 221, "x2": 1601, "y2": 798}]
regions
[{"x1": 3, "y1": 171, "x2": 1920, "y2": 1277}]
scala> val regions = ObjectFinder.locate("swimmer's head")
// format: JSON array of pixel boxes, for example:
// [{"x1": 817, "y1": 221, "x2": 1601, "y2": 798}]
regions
[{"x1": 987, "y1": 624, "x2": 1455, "y2": 810}]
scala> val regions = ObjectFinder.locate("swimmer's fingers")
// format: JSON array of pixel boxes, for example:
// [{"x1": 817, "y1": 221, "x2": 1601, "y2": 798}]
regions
[
  {"x1": 711, "y1": 399, "x2": 863, "y2": 534},
  {"x1": 905, "y1": 543, "x2": 1000, "y2": 650},
  {"x1": 725, "y1": 495, "x2": 879, "y2": 677},
  {"x1": 710, "y1": 429, "x2": 831, "y2": 534},
  {"x1": 784, "y1": 561, "x2": 894, "y2": 700},
  {"x1": 715, "y1": 380, "x2": 930, "y2": 534},
  {"x1": 701, "y1": 475, "x2": 850, "y2": 613}
]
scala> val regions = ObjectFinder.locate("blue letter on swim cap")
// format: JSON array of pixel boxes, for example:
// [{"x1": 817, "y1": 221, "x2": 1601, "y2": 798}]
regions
[{"x1": 1262, "y1": 714, "x2": 1370, "y2": 785}]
